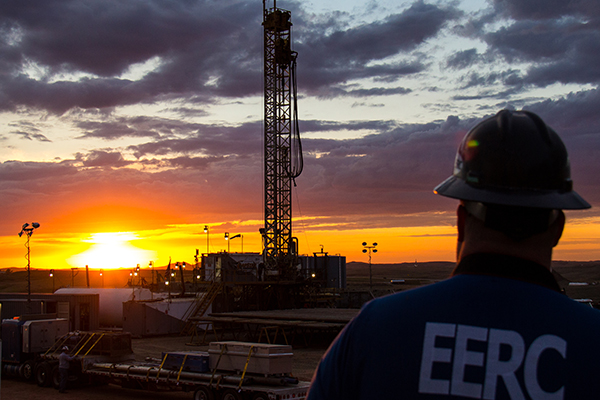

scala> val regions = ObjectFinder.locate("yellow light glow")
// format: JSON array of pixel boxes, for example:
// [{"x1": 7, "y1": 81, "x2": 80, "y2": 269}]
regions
[{"x1": 67, "y1": 232, "x2": 157, "y2": 270}]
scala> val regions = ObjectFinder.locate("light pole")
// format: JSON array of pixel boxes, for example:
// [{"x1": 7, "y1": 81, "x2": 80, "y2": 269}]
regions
[
  {"x1": 149, "y1": 261, "x2": 154, "y2": 286},
  {"x1": 49, "y1": 269, "x2": 55, "y2": 293},
  {"x1": 135, "y1": 264, "x2": 141, "y2": 286},
  {"x1": 204, "y1": 225, "x2": 210, "y2": 254},
  {"x1": 362, "y1": 242, "x2": 378, "y2": 291},
  {"x1": 18, "y1": 222, "x2": 40, "y2": 307},
  {"x1": 224, "y1": 232, "x2": 230, "y2": 252},
  {"x1": 71, "y1": 267, "x2": 79, "y2": 287},
  {"x1": 166, "y1": 259, "x2": 172, "y2": 300},
  {"x1": 228, "y1": 234, "x2": 242, "y2": 253}
]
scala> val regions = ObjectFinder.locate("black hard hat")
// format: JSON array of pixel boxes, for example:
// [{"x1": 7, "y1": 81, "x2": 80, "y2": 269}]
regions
[{"x1": 434, "y1": 109, "x2": 590, "y2": 209}]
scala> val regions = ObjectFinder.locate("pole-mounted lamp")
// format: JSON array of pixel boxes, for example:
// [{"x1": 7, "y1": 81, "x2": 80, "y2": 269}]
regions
[
  {"x1": 362, "y1": 242, "x2": 378, "y2": 292},
  {"x1": 204, "y1": 225, "x2": 210, "y2": 254},
  {"x1": 18, "y1": 222, "x2": 40, "y2": 306},
  {"x1": 227, "y1": 234, "x2": 243, "y2": 253}
]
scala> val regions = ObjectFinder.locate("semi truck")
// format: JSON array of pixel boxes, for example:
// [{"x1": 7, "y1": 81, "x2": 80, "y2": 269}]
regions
[{"x1": 1, "y1": 316, "x2": 310, "y2": 400}]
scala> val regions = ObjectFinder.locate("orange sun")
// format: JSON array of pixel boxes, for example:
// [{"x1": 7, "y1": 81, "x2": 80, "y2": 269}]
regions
[{"x1": 67, "y1": 232, "x2": 157, "y2": 270}]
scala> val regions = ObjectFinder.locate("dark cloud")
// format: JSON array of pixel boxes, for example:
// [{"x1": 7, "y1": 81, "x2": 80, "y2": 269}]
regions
[
  {"x1": 525, "y1": 89, "x2": 600, "y2": 206},
  {"x1": 79, "y1": 150, "x2": 131, "y2": 168},
  {"x1": 455, "y1": 69, "x2": 524, "y2": 91},
  {"x1": 477, "y1": 1, "x2": 600, "y2": 87},
  {"x1": 290, "y1": 115, "x2": 475, "y2": 217},
  {"x1": 0, "y1": 0, "x2": 459, "y2": 114},
  {"x1": 493, "y1": 0, "x2": 600, "y2": 20},
  {"x1": 126, "y1": 120, "x2": 262, "y2": 158},
  {"x1": 527, "y1": 88, "x2": 600, "y2": 136},
  {"x1": 0, "y1": 160, "x2": 77, "y2": 181},
  {"x1": 0, "y1": 0, "x2": 262, "y2": 113},
  {"x1": 300, "y1": 119, "x2": 398, "y2": 134},
  {"x1": 1, "y1": 75, "x2": 149, "y2": 114},
  {"x1": 75, "y1": 116, "x2": 198, "y2": 140},
  {"x1": 9, "y1": 121, "x2": 51, "y2": 142},
  {"x1": 0, "y1": 0, "x2": 258, "y2": 77},
  {"x1": 341, "y1": 86, "x2": 413, "y2": 98},
  {"x1": 446, "y1": 48, "x2": 479, "y2": 70},
  {"x1": 297, "y1": 1, "x2": 460, "y2": 95}
]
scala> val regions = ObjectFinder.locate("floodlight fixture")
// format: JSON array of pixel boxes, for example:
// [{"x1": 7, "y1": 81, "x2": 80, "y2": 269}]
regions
[
  {"x1": 224, "y1": 232, "x2": 230, "y2": 252},
  {"x1": 228, "y1": 234, "x2": 243, "y2": 252},
  {"x1": 18, "y1": 222, "x2": 40, "y2": 238}
]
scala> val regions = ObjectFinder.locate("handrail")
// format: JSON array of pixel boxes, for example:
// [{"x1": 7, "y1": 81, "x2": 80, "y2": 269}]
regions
[
  {"x1": 82, "y1": 333, "x2": 105, "y2": 358},
  {"x1": 74, "y1": 333, "x2": 96, "y2": 356}
]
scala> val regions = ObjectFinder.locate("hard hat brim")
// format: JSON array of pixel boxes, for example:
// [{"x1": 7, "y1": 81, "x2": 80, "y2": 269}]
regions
[{"x1": 434, "y1": 175, "x2": 591, "y2": 210}]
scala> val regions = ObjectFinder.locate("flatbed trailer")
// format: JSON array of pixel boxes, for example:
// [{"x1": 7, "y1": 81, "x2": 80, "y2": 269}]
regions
[{"x1": 85, "y1": 361, "x2": 310, "y2": 400}]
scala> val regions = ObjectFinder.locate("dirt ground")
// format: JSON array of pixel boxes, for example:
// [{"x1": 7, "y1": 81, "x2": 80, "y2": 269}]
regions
[{"x1": 0, "y1": 334, "x2": 327, "y2": 400}]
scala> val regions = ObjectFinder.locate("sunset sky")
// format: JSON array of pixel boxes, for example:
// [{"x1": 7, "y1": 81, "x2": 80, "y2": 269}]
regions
[{"x1": 1, "y1": 0, "x2": 599, "y2": 271}]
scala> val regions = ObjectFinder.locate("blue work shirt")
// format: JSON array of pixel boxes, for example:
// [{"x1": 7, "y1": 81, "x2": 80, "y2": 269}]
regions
[
  {"x1": 308, "y1": 253, "x2": 600, "y2": 400},
  {"x1": 59, "y1": 351, "x2": 74, "y2": 369}
]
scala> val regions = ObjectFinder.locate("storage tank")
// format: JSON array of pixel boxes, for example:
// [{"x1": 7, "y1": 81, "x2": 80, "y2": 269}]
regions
[{"x1": 54, "y1": 288, "x2": 154, "y2": 327}]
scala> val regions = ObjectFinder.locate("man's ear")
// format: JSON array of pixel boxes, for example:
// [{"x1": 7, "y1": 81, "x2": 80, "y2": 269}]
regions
[
  {"x1": 457, "y1": 204, "x2": 467, "y2": 243},
  {"x1": 550, "y1": 210, "x2": 565, "y2": 247}
]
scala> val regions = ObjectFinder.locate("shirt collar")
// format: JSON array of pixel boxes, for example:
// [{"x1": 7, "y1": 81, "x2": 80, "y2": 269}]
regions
[{"x1": 451, "y1": 253, "x2": 562, "y2": 293}]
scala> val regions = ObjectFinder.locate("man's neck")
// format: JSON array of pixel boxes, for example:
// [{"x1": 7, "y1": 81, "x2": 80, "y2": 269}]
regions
[{"x1": 458, "y1": 238, "x2": 553, "y2": 270}]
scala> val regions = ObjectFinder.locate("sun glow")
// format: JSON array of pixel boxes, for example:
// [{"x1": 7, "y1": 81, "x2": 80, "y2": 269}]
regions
[{"x1": 67, "y1": 232, "x2": 157, "y2": 270}]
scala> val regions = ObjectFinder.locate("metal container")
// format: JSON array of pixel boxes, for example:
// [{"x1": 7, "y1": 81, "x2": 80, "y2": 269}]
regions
[
  {"x1": 161, "y1": 351, "x2": 209, "y2": 373},
  {"x1": 22, "y1": 318, "x2": 69, "y2": 353},
  {"x1": 208, "y1": 341, "x2": 293, "y2": 376}
]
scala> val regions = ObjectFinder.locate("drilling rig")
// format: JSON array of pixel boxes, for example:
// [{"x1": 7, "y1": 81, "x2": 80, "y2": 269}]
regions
[
  {"x1": 261, "y1": 0, "x2": 303, "y2": 280},
  {"x1": 195, "y1": 2, "x2": 344, "y2": 314}
]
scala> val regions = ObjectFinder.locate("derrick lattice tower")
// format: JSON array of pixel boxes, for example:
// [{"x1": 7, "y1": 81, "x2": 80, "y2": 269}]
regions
[{"x1": 262, "y1": 0, "x2": 302, "y2": 278}]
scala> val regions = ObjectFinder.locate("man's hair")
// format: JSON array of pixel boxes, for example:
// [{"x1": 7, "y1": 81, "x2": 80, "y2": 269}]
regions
[{"x1": 464, "y1": 201, "x2": 559, "y2": 241}]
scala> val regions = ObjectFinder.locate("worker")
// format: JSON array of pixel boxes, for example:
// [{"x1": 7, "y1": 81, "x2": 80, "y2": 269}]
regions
[
  {"x1": 58, "y1": 345, "x2": 74, "y2": 393},
  {"x1": 307, "y1": 110, "x2": 600, "y2": 399}
]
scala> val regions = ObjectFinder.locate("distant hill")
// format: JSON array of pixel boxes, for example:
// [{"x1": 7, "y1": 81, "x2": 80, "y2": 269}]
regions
[{"x1": 346, "y1": 260, "x2": 600, "y2": 305}]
